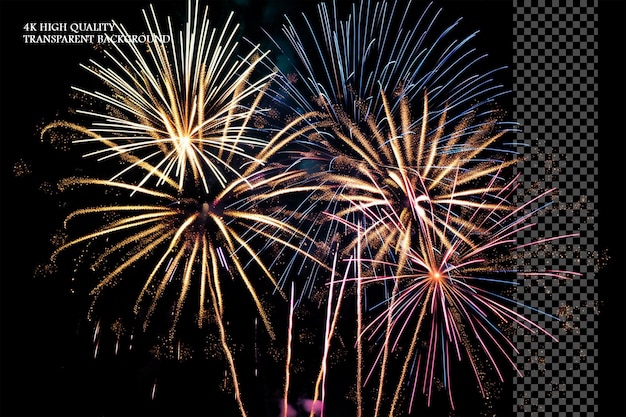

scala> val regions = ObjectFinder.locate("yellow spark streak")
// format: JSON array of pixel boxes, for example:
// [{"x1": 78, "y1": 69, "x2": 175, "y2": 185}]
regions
[
  {"x1": 310, "y1": 254, "x2": 347, "y2": 417},
  {"x1": 58, "y1": 177, "x2": 178, "y2": 199},
  {"x1": 199, "y1": 237, "x2": 209, "y2": 328},
  {"x1": 145, "y1": 242, "x2": 189, "y2": 325},
  {"x1": 356, "y1": 230, "x2": 363, "y2": 417},
  {"x1": 428, "y1": 130, "x2": 507, "y2": 191},
  {"x1": 92, "y1": 223, "x2": 168, "y2": 270},
  {"x1": 207, "y1": 265, "x2": 248, "y2": 417},
  {"x1": 333, "y1": 128, "x2": 382, "y2": 169},
  {"x1": 211, "y1": 214, "x2": 276, "y2": 339},
  {"x1": 419, "y1": 95, "x2": 440, "y2": 181},
  {"x1": 171, "y1": 233, "x2": 200, "y2": 337},
  {"x1": 134, "y1": 214, "x2": 198, "y2": 325},
  {"x1": 42, "y1": 122, "x2": 180, "y2": 189},
  {"x1": 220, "y1": 170, "x2": 307, "y2": 202},
  {"x1": 53, "y1": 214, "x2": 172, "y2": 261},
  {"x1": 373, "y1": 277, "x2": 398, "y2": 417},
  {"x1": 399, "y1": 95, "x2": 413, "y2": 164},
  {"x1": 225, "y1": 225, "x2": 282, "y2": 291},
  {"x1": 388, "y1": 285, "x2": 433, "y2": 417},
  {"x1": 452, "y1": 159, "x2": 517, "y2": 187},
  {"x1": 63, "y1": 205, "x2": 173, "y2": 223},
  {"x1": 365, "y1": 109, "x2": 394, "y2": 162},
  {"x1": 208, "y1": 240, "x2": 224, "y2": 316},
  {"x1": 414, "y1": 91, "x2": 429, "y2": 171},
  {"x1": 394, "y1": 214, "x2": 413, "y2": 272},
  {"x1": 283, "y1": 282, "x2": 295, "y2": 417},
  {"x1": 380, "y1": 90, "x2": 404, "y2": 173},
  {"x1": 322, "y1": 174, "x2": 385, "y2": 196}
]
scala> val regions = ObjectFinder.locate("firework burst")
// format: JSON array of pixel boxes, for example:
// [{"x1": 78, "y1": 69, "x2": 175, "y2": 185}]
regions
[
  {"x1": 49, "y1": 160, "x2": 330, "y2": 415},
  {"x1": 316, "y1": 90, "x2": 517, "y2": 269},
  {"x1": 41, "y1": 1, "x2": 333, "y2": 415},
  {"x1": 268, "y1": 0, "x2": 510, "y2": 132},
  {"x1": 44, "y1": 0, "x2": 276, "y2": 193},
  {"x1": 343, "y1": 175, "x2": 581, "y2": 415},
  {"x1": 42, "y1": 0, "x2": 331, "y2": 333},
  {"x1": 256, "y1": 0, "x2": 518, "y2": 296},
  {"x1": 257, "y1": 1, "x2": 580, "y2": 415}
]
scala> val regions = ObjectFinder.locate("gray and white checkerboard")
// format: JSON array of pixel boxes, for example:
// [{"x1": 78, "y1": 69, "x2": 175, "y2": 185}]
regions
[{"x1": 513, "y1": 1, "x2": 598, "y2": 416}]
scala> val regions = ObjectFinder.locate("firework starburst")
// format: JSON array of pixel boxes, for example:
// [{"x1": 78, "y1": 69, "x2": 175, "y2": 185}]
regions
[{"x1": 45, "y1": 0, "x2": 276, "y2": 193}]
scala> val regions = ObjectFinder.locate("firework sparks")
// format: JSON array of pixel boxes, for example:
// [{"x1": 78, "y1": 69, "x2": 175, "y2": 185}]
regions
[
  {"x1": 36, "y1": 0, "x2": 582, "y2": 415},
  {"x1": 46, "y1": 0, "x2": 277, "y2": 193},
  {"x1": 268, "y1": 0, "x2": 510, "y2": 133},
  {"x1": 335, "y1": 174, "x2": 580, "y2": 415},
  {"x1": 317, "y1": 90, "x2": 517, "y2": 269},
  {"x1": 41, "y1": 2, "x2": 335, "y2": 415},
  {"x1": 51, "y1": 164, "x2": 327, "y2": 337},
  {"x1": 49, "y1": 161, "x2": 331, "y2": 415},
  {"x1": 255, "y1": 0, "x2": 518, "y2": 299},
  {"x1": 258, "y1": 1, "x2": 581, "y2": 412},
  {"x1": 43, "y1": 0, "x2": 333, "y2": 336}
]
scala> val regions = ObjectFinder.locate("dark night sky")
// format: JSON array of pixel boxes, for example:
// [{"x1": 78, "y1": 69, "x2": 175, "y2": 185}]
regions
[{"x1": 1, "y1": 1, "x2": 624, "y2": 416}]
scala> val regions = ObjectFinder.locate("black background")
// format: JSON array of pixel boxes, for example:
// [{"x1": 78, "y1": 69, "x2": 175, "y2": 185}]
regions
[{"x1": 0, "y1": 0, "x2": 623, "y2": 416}]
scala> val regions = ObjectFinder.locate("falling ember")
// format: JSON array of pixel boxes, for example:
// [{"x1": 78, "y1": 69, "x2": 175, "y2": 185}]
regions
[
  {"x1": 283, "y1": 282, "x2": 295, "y2": 417},
  {"x1": 254, "y1": 317, "x2": 259, "y2": 378},
  {"x1": 151, "y1": 379, "x2": 158, "y2": 401},
  {"x1": 93, "y1": 319, "x2": 101, "y2": 359}
]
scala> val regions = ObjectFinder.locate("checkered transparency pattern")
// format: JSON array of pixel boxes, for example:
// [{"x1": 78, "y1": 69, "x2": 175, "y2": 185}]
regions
[{"x1": 512, "y1": 1, "x2": 598, "y2": 416}]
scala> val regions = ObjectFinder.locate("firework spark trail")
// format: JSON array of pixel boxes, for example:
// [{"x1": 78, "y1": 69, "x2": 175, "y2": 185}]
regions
[
  {"x1": 309, "y1": 251, "x2": 352, "y2": 417},
  {"x1": 207, "y1": 261, "x2": 248, "y2": 417},
  {"x1": 373, "y1": 271, "x2": 399, "y2": 417},
  {"x1": 283, "y1": 282, "x2": 295, "y2": 417},
  {"x1": 355, "y1": 224, "x2": 364, "y2": 417}
]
